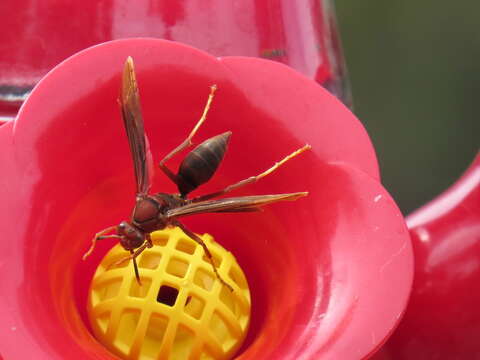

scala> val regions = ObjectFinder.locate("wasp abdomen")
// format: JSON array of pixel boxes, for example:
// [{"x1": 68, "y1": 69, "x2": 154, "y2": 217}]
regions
[{"x1": 177, "y1": 131, "x2": 231, "y2": 195}]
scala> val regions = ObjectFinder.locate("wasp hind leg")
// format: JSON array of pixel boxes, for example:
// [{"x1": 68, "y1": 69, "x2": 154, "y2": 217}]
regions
[
  {"x1": 158, "y1": 85, "x2": 218, "y2": 186},
  {"x1": 192, "y1": 144, "x2": 311, "y2": 202}
]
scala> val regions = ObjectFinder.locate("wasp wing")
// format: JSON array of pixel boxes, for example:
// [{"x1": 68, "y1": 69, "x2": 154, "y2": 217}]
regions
[
  {"x1": 120, "y1": 57, "x2": 153, "y2": 196},
  {"x1": 166, "y1": 192, "x2": 307, "y2": 218}
]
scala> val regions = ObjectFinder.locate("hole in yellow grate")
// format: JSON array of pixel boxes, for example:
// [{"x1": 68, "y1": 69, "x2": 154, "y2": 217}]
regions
[
  {"x1": 194, "y1": 268, "x2": 215, "y2": 291},
  {"x1": 184, "y1": 294, "x2": 205, "y2": 320},
  {"x1": 151, "y1": 231, "x2": 169, "y2": 246},
  {"x1": 157, "y1": 285, "x2": 179, "y2": 306},
  {"x1": 129, "y1": 277, "x2": 152, "y2": 298},
  {"x1": 96, "y1": 311, "x2": 111, "y2": 334},
  {"x1": 200, "y1": 347, "x2": 215, "y2": 360},
  {"x1": 138, "y1": 251, "x2": 161, "y2": 269},
  {"x1": 166, "y1": 257, "x2": 189, "y2": 278},
  {"x1": 96, "y1": 279, "x2": 122, "y2": 302},
  {"x1": 114, "y1": 310, "x2": 140, "y2": 355},
  {"x1": 219, "y1": 285, "x2": 238, "y2": 316},
  {"x1": 107, "y1": 254, "x2": 130, "y2": 269},
  {"x1": 202, "y1": 252, "x2": 222, "y2": 268},
  {"x1": 176, "y1": 238, "x2": 197, "y2": 254},
  {"x1": 229, "y1": 265, "x2": 248, "y2": 289},
  {"x1": 141, "y1": 314, "x2": 168, "y2": 359},
  {"x1": 172, "y1": 324, "x2": 195, "y2": 359},
  {"x1": 88, "y1": 229, "x2": 251, "y2": 360},
  {"x1": 210, "y1": 311, "x2": 236, "y2": 352}
]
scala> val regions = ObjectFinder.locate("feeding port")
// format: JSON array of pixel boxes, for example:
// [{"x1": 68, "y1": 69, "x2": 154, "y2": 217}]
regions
[{"x1": 87, "y1": 227, "x2": 251, "y2": 360}]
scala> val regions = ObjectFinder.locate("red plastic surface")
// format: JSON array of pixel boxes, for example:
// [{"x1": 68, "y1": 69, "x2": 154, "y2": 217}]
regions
[
  {"x1": 0, "y1": 0, "x2": 349, "y2": 120},
  {"x1": 0, "y1": 39, "x2": 412, "y2": 359},
  {"x1": 373, "y1": 153, "x2": 480, "y2": 359}
]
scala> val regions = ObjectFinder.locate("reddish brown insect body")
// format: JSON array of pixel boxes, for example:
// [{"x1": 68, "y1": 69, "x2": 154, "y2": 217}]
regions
[
  {"x1": 177, "y1": 132, "x2": 231, "y2": 196},
  {"x1": 83, "y1": 57, "x2": 310, "y2": 291}
]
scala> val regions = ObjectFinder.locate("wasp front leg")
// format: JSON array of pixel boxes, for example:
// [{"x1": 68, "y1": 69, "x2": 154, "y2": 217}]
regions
[
  {"x1": 83, "y1": 226, "x2": 120, "y2": 260},
  {"x1": 107, "y1": 234, "x2": 153, "y2": 285},
  {"x1": 109, "y1": 241, "x2": 150, "y2": 268},
  {"x1": 108, "y1": 240, "x2": 152, "y2": 285},
  {"x1": 146, "y1": 233, "x2": 153, "y2": 248}
]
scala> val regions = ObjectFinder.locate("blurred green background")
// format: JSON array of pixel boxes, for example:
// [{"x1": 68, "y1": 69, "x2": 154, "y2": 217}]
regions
[{"x1": 335, "y1": 1, "x2": 479, "y2": 215}]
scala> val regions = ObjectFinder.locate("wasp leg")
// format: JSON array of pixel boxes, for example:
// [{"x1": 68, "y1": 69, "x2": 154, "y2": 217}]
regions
[
  {"x1": 110, "y1": 235, "x2": 152, "y2": 285},
  {"x1": 159, "y1": 85, "x2": 217, "y2": 185},
  {"x1": 109, "y1": 242, "x2": 150, "y2": 269},
  {"x1": 130, "y1": 249, "x2": 142, "y2": 285},
  {"x1": 146, "y1": 233, "x2": 154, "y2": 248},
  {"x1": 82, "y1": 226, "x2": 119, "y2": 260},
  {"x1": 192, "y1": 144, "x2": 311, "y2": 202},
  {"x1": 175, "y1": 220, "x2": 234, "y2": 292}
]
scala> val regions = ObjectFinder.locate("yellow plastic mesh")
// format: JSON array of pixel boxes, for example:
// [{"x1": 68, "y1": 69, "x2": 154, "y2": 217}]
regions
[{"x1": 87, "y1": 227, "x2": 251, "y2": 360}]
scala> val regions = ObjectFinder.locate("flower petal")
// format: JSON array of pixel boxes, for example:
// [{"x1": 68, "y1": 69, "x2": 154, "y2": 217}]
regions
[{"x1": 0, "y1": 39, "x2": 411, "y2": 359}]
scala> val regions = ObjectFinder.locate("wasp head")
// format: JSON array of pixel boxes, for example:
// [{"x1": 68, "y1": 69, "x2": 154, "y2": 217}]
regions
[{"x1": 117, "y1": 221, "x2": 145, "y2": 250}]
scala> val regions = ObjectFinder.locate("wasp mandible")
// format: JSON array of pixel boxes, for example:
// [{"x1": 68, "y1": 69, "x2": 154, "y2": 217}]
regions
[{"x1": 83, "y1": 57, "x2": 310, "y2": 291}]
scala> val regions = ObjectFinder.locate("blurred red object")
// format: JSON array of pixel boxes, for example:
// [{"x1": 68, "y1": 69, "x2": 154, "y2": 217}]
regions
[
  {"x1": 0, "y1": 0, "x2": 350, "y2": 121},
  {"x1": 374, "y1": 153, "x2": 480, "y2": 359},
  {"x1": 0, "y1": 39, "x2": 411, "y2": 359}
]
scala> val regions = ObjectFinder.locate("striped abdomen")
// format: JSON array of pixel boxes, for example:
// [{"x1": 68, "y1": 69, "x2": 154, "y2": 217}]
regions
[{"x1": 177, "y1": 131, "x2": 231, "y2": 196}]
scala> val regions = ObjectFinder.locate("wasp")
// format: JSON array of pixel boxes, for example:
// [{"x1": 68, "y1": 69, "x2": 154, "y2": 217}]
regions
[{"x1": 83, "y1": 57, "x2": 310, "y2": 291}]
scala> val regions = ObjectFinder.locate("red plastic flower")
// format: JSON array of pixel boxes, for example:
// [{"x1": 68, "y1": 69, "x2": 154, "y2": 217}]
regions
[
  {"x1": 0, "y1": 39, "x2": 412, "y2": 359},
  {"x1": 374, "y1": 153, "x2": 480, "y2": 359}
]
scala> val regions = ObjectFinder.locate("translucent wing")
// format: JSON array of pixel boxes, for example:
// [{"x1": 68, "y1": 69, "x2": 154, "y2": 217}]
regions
[
  {"x1": 120, "y1": 57, "x2": 153, "y2": 196},
  {"x1": 166, "y1": 192, "x2": 308, "y2": 218}
]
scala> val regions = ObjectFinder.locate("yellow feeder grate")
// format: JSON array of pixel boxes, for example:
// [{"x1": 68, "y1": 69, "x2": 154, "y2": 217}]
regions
[{"x1": 87, "y1": 227, "x2": 251, "y2": 360}]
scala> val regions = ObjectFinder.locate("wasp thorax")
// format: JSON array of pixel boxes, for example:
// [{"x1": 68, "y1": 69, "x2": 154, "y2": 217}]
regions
[{"x1": 117, "y1": 221, "x2": 144, "y2": 250}]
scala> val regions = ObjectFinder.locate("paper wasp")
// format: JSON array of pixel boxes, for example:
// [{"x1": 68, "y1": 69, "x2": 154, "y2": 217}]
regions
[{"x1": 83, "y1": 57, "x2": 310, "y2": 291}]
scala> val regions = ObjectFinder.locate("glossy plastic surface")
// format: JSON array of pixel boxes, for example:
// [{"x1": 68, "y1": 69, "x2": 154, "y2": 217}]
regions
[
  {"x1": 89, "y1": 228, "x2": 251, "y2": 359},
  {"x1": 374, "y1": 153, "x2": 480, "y2": 359},
  {"x1": 0, "y1": 39, "x2": 412, "y2": 359},
  {"x1": 0, "y1": 0, "x2": 349, "y2": 120}
]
